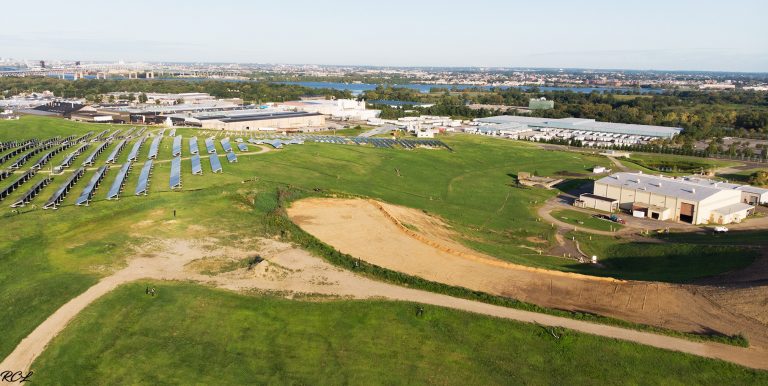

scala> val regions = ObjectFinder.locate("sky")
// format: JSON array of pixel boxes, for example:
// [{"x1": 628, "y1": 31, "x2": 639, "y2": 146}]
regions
[{"x1": 2, "y1": 0, "x2": 767, "y2": 72}]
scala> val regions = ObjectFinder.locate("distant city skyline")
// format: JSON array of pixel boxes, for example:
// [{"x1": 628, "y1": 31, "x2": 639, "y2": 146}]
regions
[{"x1": 2, "y1": 0, "x2": 767, "y2": 72}]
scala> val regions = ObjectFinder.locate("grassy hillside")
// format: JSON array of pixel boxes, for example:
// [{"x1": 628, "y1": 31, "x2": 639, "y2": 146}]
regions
[
  {"x1": 0, "y1": 116, "x2": 758, "y2": 361},
  {"x1": 31, "y1": 282, "x2": 768, "y2": 385}
]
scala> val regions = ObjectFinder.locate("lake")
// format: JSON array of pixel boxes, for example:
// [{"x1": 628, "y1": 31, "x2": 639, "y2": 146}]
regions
[{"x1": 276, "y1": 81, "x2": 666, "y2": 95}]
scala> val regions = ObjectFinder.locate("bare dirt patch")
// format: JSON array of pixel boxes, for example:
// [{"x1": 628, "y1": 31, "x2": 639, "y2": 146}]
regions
[{"x1": 287, "y1": 198, "x2": 768, "y2": 349}]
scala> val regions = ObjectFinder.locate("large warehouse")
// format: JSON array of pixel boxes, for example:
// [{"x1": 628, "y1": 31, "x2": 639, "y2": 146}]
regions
[
  {"x1": 577, "y1": 172, "x2": 762, "y2": 225},
  {"x1": 173, "y1": 110, "x2": 326, "y2": 131}
]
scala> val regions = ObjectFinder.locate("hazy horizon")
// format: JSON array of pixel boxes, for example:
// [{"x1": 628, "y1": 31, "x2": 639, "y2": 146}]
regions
[{"x1": 2, "y1": 0, "x2": 766, "y2": 72}]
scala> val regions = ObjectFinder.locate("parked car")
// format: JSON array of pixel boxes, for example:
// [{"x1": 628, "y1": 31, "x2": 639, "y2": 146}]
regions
[{"x1": 713, "y1": 226, "x2": 729, "y2": 234}]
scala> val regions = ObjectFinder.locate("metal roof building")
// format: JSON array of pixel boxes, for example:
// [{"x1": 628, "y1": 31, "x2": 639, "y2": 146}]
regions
[
  {"x1": 589, "y1": 172, "x2": 757, "y2": 225},
  {"x1": 475, "y1": 116, "x2": 683, "y2": 138}
]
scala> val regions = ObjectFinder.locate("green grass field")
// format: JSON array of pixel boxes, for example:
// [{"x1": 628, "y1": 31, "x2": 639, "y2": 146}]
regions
[
  {"x1": 0, "y1": 116, "x2": 762, "y2": 373},
  {"x1": 551, "y1": 209, "x2": 623, "y2": 232},
  {"x1": 30, "y1": 282, "x2": 768, "y2": 385}
]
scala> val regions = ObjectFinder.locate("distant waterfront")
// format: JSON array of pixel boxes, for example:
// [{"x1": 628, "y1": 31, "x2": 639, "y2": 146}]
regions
[{"x1": 276, "y1": 81, "x2": 667, "y2": 95}]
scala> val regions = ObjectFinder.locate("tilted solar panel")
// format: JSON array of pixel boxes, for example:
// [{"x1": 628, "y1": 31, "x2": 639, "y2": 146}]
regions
[
  {"x1": 76, "y1": 166, "x2": 108, "y2": 206},
  {"x1": 226, "y1": 152, "x2": 237, "y2": 163},
  {"x1": 191, "y1": 155, "x2": 203, "y2": 175},
  {"x1": 135, "y1": 160, "x2": 153, "y2": 195},
  {"x1": 237, "y1": 143, "x2": 248, "y2": 152},
  {"x1": 106, "y1": 161, "x2": 133, "y2": 200},
  {"x1": 189, "y1": 137, "x2": 199, "y2": 155},
  {"x1": 127, "y1": 136, "x2": 145, "y2": 161},
  {"x1": 106, "y1": 139, "x2": 128, "y2": 164},
  {"x1": 43, "y1": 167, "x2": 86, "y2": 209},
  {"x1": 209, "y1": 153, "x2": 223, "y2": 173},
  {"x1": 170, "y1": 156, "x2": 182, "y2": 189},
  {"x1": 220, "y1": 138, "x2": 233, "y2": 153},
  {"x1": 148, "y1": 135, "x2": 162, "y2": 159},
  {"x1": 205, "y1": 138, "x2": 216, "y2": 154},
  {"x1": 172, "y1": 135, "x2": 182, "y2": 157}
]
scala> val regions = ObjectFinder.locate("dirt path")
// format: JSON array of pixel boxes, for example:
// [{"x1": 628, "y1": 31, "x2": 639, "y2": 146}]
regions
[
  {"x1": 288, "y1": 198, "x2": 768, "y2": 365},
  {"x1": 3, "y1": 236, "x2": 768, "y2": 376}
]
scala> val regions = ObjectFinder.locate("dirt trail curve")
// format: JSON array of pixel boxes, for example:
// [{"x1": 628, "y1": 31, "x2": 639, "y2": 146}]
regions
[
  {"x1": 2, "y1": 237, "x2": 768, "y2": 377},
  {"x1": 288, "y1": 198, "x2": 768, "y2": 369}
]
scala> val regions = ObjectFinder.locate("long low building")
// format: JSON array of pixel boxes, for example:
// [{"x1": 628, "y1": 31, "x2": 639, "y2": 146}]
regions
[
  {"x1": 577, "y1": 172, "x2": 763, "y2": 225},
  {"x1": 475, "y1": 116, "x2": 683, "y2": 139},
  {"x1": 180, "y1": 110, "x2": 326, "y2": 131}
]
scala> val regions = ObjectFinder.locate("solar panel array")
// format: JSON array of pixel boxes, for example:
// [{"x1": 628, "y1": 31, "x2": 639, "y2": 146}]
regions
[
  {"x1": 172, "y1": 135, "x2": 182, "y2": 157},
  {"x1": 135, "y1": 160, "x2": 154, "y2": 195},
  {"x1": 189, "y1": 137, "x2": 199, "y2": 154},
  {"x1": 82, "y1": 142, "x2": 110, "y2": 166},
  {"x1": 237, "y1": 143, "x2": 248, "y2": 152},
  {"x1": 106, "y1": 161, "x2": 133, "y2": 200},
  {"x1": 205, "y1": 138, "x2": 216, "y2": 154},
  {"x1": 127, "y1": 136, "x2": 145, "y2": 161},
  {"x1": 209, "y1": 153, "x2": 223, "y2": 173},
  {"x1": 44, "y1": 167, "x2": 85, "y2": 209},
  {"x1": 32, "y1": 142, "x2": 73, "y2": 170},
  {"x1": 158, "y1": 128, "x2": 166, "y2": 137},
  {"x1": 76, "y1": 166, "x2": 108, "y2": 206},
  {"x1": 10, "y1": 140, "x2": 59, "y2": 169},
  {"x1": 220, "y1": 138, "x2": 233, "y2": 153},
  {"x1": 170, "y1": 156, "x2": 182, "y2": 189},
  {"x1": 0, "y1": 169, "x2": 36, "y2": 200},
  {"x1": 0, "y1": 169, "x2": 12, "y2": 182},
  {"x1": 106, "y1": 139, "x2": 128, "y2": 164},
  {"x1": 226, "y1": 152, "x2": 237, "y2": 163},
  {"x1": 122, "y1": 127, "x2": 136, "y2": 138},
  {"x1": 10, "y1": 177, "x2": 52, "y2": 208},
  {"x1": 73, "y1": 131, "x2": 94, "y2": 143},
  {"x1": 0, "y1": 141, "x2": 37, "y2": 165},
  {"x1": 168, "y1": 128, "x2": 176, "y2": 137},
  {"x1": 147, "y1": 135, "x2": 162, "y2": 159}
]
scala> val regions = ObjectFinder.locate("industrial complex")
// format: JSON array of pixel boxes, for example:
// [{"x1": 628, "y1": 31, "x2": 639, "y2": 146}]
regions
[
  {"x1": 471, "y1": 116, "x2": 683, "y2": 147},
  {"x1": 577, "y1": 172, "x2": 768, "y2": 224}
]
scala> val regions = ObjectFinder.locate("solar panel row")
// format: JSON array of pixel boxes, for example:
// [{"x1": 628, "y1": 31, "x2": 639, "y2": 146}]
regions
[
  {"x1": 0, "y1": 169, "x2": 11, "y2": 182},
  {"x1": 58, "y1": 143, "x2": 90, "y2": 170},
  {"x1": 189, "y1": 137, "x2": 199, "y2": 155},
  {"x1": 135, "y1": 160, "x2": 154, "y2": 196},
  {"x1": 226, "y1": 152, "x2": 237, "y2": 163},
  {"x1": 168, "y1": 128, "x2": 176, "y2": 137},
  {"x1": 126, "y1": 136, "x2": 146, "y2": 161},
  {"x1": 92, "y1": 129, "x2": 109, "y2": 142},
  {"x1": 0, "y1": 169, "x2": 36, "y2": 200},
  {"x1": 82, "y1": 141, "x2": 111, "y2": 166},
  {"x1": 32, "y1": 142, "x2": 73, "y2": 170},
  {"x1": 75, "y1": 166, "x2": 108, "y2": 206},
  {"x1": 172, "y1": 135, "x2": 182, "y2": 157},
  {"x1": 190, "y1": 155, "x2": 203, "y2": 175},
  {"x1": 10, "y1": 140, "x2": 58, "y2": 169},
  {"x1": 237, "y1": 143, "x2": 248, "y2": 152},
  {"x1": 205, "y1": 138, "x2": 216, "y2": 154},
  {"x1": 158, "y1": 129, "x2": 166, "y2": 137},
  {"x1": 0, "y1": 142, "x2": 37, "y2": 165},
  {"x1": 220, "y1": 138, "x2": 233, "y2": 153},
  {"x1": 147, "y1": 135, "x2": 162, "y2": 159},
  {"x1": 170, "y1": 156, "x2": 182, "y2": 189},
  {"x1": 106, "y1": 161, "x2": 133, "y2": 200},
  {"x1": 122, "y1": 127, "x2": 136, "y2": 138},
  {"x1": 105, "y1": 139, "x2": 128, "y2": 164},
  {"x1": 43, "y1": 167, "x2": 86, "y2": 209},
  {"x1": 105, "y1": 130, "x2": 122, "y2": 142},
  {"x1": 209, "y1": 153, "x2": 223, "y2": 173},
  {"x1": 10, "y1": 176, "x2": 52, "y2": 208},
  {"x1": 74, "y1": 131, "x2": 94, "y2": 143}
]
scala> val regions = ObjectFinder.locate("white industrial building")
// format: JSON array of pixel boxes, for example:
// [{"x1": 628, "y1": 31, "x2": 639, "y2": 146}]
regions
[
  {"x1": 472, "y1": 116, "x2": 683, "y2": 146},
  {"x1": 278, "y1": 99, "x2": 380, "y2": 121},
  {"x1": 577, "y1": 172, "x2": 763, "y2": 225},
  {"x1": 170, "y1": 109, "x2": 325, "y2": 131}
]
